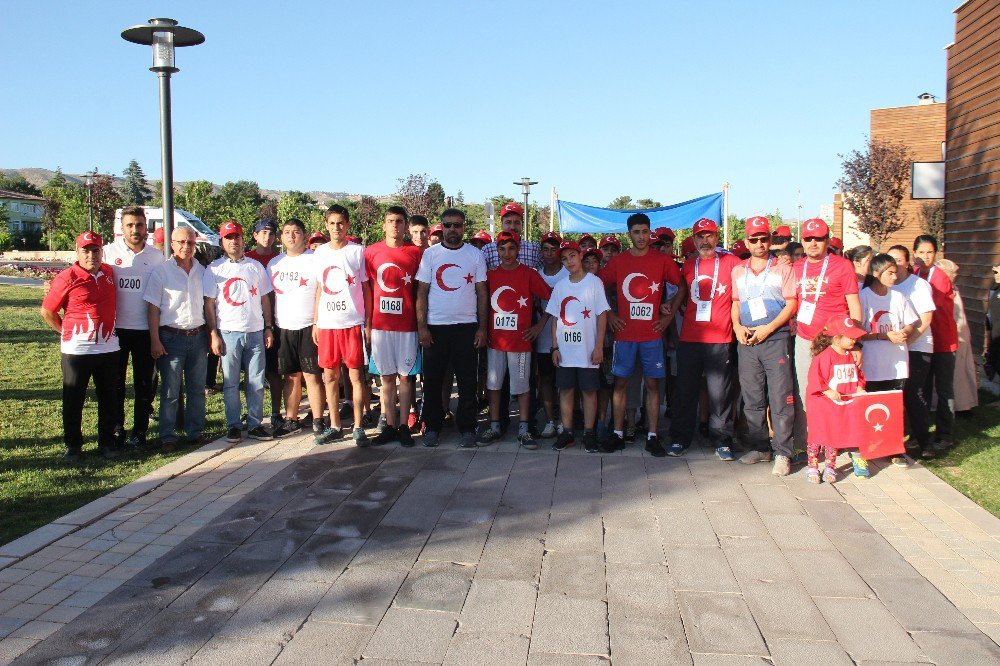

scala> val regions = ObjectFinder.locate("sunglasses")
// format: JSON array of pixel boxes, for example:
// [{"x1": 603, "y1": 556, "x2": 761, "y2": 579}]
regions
[
  {"x1": 442, "y1": 222, "x2": 464, "y2": 229},
  {"x1": 803, "y1": 236, "x2": 828, "y2": 243},
  {"x1": 746, "y1": 237, "x2": 769, "y2": 244}
]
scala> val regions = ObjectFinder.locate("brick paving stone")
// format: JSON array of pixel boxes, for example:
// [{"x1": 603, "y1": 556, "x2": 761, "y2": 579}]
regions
[
  {"x1": 0, "y1": 637, "x2": 37, "y2": 663},
  {"x1": 760, "y1": 513, "x2": 836, "y2": 551},
  {"x1": 216, "y1": 577, "x2": 330, "y2": 642},
  {"x1": 657, "y1": 507, "x2": 720, "y2": 547},
  {"x1": 419, "y1": 521, "x2": 491, "y2": 565},
  {"x1": 457, "y1": 578, "x2": 537, "y2": 635},
  {"x1": 676, "y1": 590, "x2": 767, "y2": 656},
  {"x1": 394, "y1": 561, "x2": 474, "y2": 613},
  {"x1": 739, "y1": 578, "x2": 835, "y2": 641},
  {"x1": 539, "y1": 551, "x2": 606, "y2": 599},
  {"x1": 443, "y1": 631, "x2": 530, "y2": 666},
  {"x1": 311, "y1": 565, "x2": 408, "y2": 625},
  {"x1": 527, "y1": 654, "x2": 610, "y2": 665},
  {"x1": 813, "y1": 596, "x2": 924, "y2": 662},
  {"x1": 768, "y1": 638, "x2": 853, "y2": 666},
  {"x1": 910, "y1": 630, "x2": 1000, "y2": 664},
  {"x1": 363, "y1": 607, "x2": 458, "y2": 663},
  {"x1": 783, "y1": 549, "x2": 872, "y2": 598},
  {"x1": 826, "y1": 530, "x2": 918, "y2": 579},
  {"x1": 8, "y1": 619, "x2": 63, "y2": 640},
  {"x1": 745, "y1": 483, "x2": 806, "y2": 516},
  {"x1": 666, "y1": 545, "x2": 741, "y2": 593},
  {"x1": 691, "y1": 655, "x2": 770, "y2": 665},
  {"x1": 865, "y1": 575, "x2": 981, "y2": 633},
  {"x1": 188, "y1": 636, "x2": 284, "y2": 665},
  {"x1": 529, "y1": 595, "x2": 609, "y2": 657},
  {"x1": 544, "y1": 512, "x2": 604, "y2": 553}
]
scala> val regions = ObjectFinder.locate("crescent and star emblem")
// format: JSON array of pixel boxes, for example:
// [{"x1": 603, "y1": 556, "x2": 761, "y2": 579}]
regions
[
  {"x1": 806, "y1": 220, "x2": 820, "y2": 233},
  {"x1": 322, "y1": 265, "x2": 344, "y2": 295},
  {"x1": 222, "y1": 277, "x2": 247, "y2": 307},
  {"x1": 622, "y1": 273, "x2": 654, "y2": 303},
  {"x1": 869, "y1": 310, "x2": 890, "y2": 333},
  {"x1": 864, "y1": 403, "x2": 890, "y2": 432},
  {"x1": 491, "y1": 285, "x2": 516, "y2": 314},
  {"x1": 377, "y1": 262, "x2": 402, "y2": 293},
  {"x1": 436, "y1": 263, "x2": 460, "y2": 292},
  {"x1": 560, "y1": 296, "x2": 580, "y2": 326}
]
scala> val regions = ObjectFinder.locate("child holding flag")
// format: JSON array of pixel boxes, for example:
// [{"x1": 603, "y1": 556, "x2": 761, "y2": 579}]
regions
[{"x1": 805, "y1": 316, "x2": 867, "y2": 484}]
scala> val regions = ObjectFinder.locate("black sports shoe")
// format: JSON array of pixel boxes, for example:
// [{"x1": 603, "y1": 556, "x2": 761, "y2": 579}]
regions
[
  {"x1": 100, "y1": 447, "x2": 120, "y2": 460},
  {"x1": 248, "y1": 425, "x2": 274, "y2": 441},
  {"x1": 372, "y1": 425, "x2": 399, "y2": 446},
  {"x1": 126, "y1": 432, "x2": 146, "y2": 448},
  {"x1": 553, "y1": 431, "x2": 574, "y2": 451},
  {"x1": 645, "y1": 434, "x2": 667, "y2": 458},
  {"x1": 274, "y1": 419, "x2": 300, "y2": 438},
  {"x1": 353, "y1": 427, "x2": 370, "y2": 448},
  {"x1": 63, "y1": 449, "x2": 81, "y2": 463},
  {"x1": 399, "y1": 428, "x2": 415, "y2": 448},
  {"x1": 601, "y1": 433, "x2": 624, "y2": 453},
  {"x1": 583, "y1": 432, "x2": 600, "y2": 453},
  {"x1": 226, "y1": 427, "x2": 242, "y2": 443}
]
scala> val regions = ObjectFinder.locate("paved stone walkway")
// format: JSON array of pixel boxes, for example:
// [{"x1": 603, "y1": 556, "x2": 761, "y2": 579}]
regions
[{"x1": 1, "y1": 428, "x2": 999, "y2": 665}]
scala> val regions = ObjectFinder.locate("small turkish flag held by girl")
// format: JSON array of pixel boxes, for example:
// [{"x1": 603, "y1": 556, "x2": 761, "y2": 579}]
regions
[{"x1": 846, "y1": 390, "x2": 905, "y2": 460}]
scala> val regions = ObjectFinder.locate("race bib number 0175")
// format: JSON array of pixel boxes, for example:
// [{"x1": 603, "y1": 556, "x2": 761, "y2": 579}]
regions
[
  {"x1": 629, "y1": 303, "x2": 653, "y2": 320},
  {"x1": 380, "y1": 297, "x2": 403, "y2": 314},
  {"x1": 493, "y1": 313, "x2": 518, "y2": 331}
]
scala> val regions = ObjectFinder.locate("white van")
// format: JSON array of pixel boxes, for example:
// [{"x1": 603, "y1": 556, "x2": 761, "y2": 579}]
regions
[{"x1": 113, "y1": 207, "x2": 220, "y2": 247}]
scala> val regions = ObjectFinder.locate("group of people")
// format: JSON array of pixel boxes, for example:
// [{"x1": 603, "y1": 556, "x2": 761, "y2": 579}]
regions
[{"x1": 41, "y1": 202, "x2": 971, "y2": 483}]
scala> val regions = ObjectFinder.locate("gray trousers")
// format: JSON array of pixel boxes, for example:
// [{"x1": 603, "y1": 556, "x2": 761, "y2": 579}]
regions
[
  {"x1": 792, "y1": 335, "x2": 812, "y2": 449},
  {"x1": 737, "y1": 336, "x2": 795, "y2": 458},
  {"x1": 669, "y1": 342, "x2": 734, "y2": 446}
]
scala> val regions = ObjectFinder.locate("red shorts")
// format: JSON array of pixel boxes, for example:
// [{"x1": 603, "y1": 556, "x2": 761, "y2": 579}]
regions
[{"x1": 317, "y1": 326, "x2": 365, "y2": 370}]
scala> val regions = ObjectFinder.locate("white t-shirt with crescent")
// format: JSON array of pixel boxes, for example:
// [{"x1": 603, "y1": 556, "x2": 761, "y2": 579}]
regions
[
  {"x1": 267, "y1": 250, "x2": 317, "y2": 330},
  {"x1": 545, "y1": 273, "x2": 610, "y2": 369},
  {"x1": 204, "y1": 256, "x2": 273, "y2": 333},
  {"x1": 313, "y1": 243, "x2": 367, "y2": 329},
  {"x1": 415, "y1": 243, "x2": 487, "y2": 325}
]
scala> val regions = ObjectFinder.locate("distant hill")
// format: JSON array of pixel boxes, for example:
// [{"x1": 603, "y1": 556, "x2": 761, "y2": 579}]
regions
[{"x1": 0, "y1": 167, "x2": 392, "y2": 206}]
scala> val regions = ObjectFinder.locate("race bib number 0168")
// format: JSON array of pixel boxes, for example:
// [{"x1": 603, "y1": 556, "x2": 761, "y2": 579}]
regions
[
  {"x1": 380, "y1": 296, "x2": 403, "y2": 314},
  {"x1": 629, "y1": 303, "x2": 653, "y2": 320},
  {"x1": 561, "y1": 329, "x2": 583, "y2": 346},
  {"x1": 493, "y1": 313, "x2": 518, "y2": 331}
]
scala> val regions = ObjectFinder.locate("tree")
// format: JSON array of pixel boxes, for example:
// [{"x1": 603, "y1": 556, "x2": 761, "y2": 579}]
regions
[
  {"x1": 277, "y1": 191, "x2": 316, "y2": 225},
  {"x1": 121, "y1": 159, "x2": 152, "y2": 205},
  {"x1": 46, "y1": 167, "x2": 67, "y2": 189},
  {"x1": 454, "y1": 190, "x2": 465, "y2": 206},
  {"x1": 216, "y1": 180, "x2": 266, "y2": 225},
  {"x1": 90, "y1": 175, "x2": 123, "y2": 240},
  {"x1": 175, "y1": 181, "x2": 218, "y2": 225},
  {"x1": 634, "y1": 198, "x2": 662, "y2": 209},
  {"x1": 395, "y1": 173, "x2": 436, "y2": 218},
  {"x1": 608, "y1": 195, "x2": 634, "y2": 210},
  {"x1": 0, "y1": 173, "x2": 42, "y2": 196},
  {"x1": 355, "y1": 196, "x2": 383, "y2": 245},
  {"x1": 256, "y1": 199, "x2": 279, "y2": 222},
  {"x1": 919, "y1": 200, "x2": 944, "y2": 248},
  {"x1": 426, "y1": 181, "x2": 446, "y2": 213},
  {"x1": 727, "y1": 214, "x2": 746, "y2": 241},
  {"x1": 837, "y1": 138, "x2": 913, "y2": 250}
]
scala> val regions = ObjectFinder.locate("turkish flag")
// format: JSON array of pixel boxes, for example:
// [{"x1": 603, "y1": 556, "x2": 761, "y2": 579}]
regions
[{"x1": 845, "y1": 390, "x2": 905, "y2": 460}]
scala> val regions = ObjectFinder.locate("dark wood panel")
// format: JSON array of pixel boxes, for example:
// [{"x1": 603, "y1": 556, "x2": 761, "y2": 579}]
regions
[
  {"x1": 949, "y1": 96, "x2": 1000, "y2": 131},
  {"x1": 946, "y1": 122, "x2": 1000, "y2": 153},
  {"x1": 949, "y1": 34, "x2": 1000, "y2": 86},
  {"x1": 948, "y1": 69, "x2": 1000, "y2": 108}
]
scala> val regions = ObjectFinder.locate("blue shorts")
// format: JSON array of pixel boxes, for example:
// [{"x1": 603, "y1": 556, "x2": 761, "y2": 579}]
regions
[{"x1": 612, "y1": 339, "x2": 666, "y2": 379}]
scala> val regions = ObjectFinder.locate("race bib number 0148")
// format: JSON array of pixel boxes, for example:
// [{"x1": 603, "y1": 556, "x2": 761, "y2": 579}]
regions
[
  {"x1": 380, "y1": 296, "x2": 403, "y2": 314},
  {"x1": 629, "y1": 303, "x2": 653, "y2": 321},
  {"x1": 493, "y1": 313, "x2": 518, "y2": 331}
]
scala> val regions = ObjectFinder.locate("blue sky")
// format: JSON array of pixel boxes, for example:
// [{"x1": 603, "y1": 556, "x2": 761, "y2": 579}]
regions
[{"x1": 3, "y1": 1, "x2": 954, "y2": 219}]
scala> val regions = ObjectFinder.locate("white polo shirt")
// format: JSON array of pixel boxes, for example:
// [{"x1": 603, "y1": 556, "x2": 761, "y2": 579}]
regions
[
  {"x1": 143, "y1": 257, "x2": 206, "y2": 329},
  {"x1": 102, "y1": 239, "x2": 165, "y2": 330}
]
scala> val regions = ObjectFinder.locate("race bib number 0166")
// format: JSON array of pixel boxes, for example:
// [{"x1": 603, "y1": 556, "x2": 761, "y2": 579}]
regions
[
  {"x1": 629, "y1": 303, "x2": 653, "y2": 320},
  {"x1": 493, "y1": 313, "x2": 518, "y2": 331},
  {"x1": 380, "y1": 296, "x2": 403, "y2": 314},
  {"x1": 561, "y1": 329, "x2": 583, "y2": 346}
]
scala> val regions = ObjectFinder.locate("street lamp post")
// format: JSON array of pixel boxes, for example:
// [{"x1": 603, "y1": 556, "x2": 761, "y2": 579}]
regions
[
  {"x1": 121, "y1": 18, "x2": 204, "y2": 258},
  {"x1": 513, "y1": 177, "x2": 537, "y2": 241},
  {"x1": 78, "y1": 168, "x2": 97, "y2": 232}
]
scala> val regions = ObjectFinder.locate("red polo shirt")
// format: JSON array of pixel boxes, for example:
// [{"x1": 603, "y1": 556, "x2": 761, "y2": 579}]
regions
[{"x1": 42, "y1": 263, "x2": 119, "y2": 355}]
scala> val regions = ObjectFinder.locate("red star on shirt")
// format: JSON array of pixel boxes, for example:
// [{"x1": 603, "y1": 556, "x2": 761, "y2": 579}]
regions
[
  {"x1": 464, "y1": 273, "x2": 474, "y2": 284},
  {"x1": 299, "y1": 278, "x2": 309, "y2": 287},
  {"x1": 250, "y1": 286, "x2": 258, "y2": 296},
  {"x1": 346, "y1": 275, "x2": 356, "y2": 286},
  {"x1": 582, "y1": 308, "x2": 592, "y2": 319}
]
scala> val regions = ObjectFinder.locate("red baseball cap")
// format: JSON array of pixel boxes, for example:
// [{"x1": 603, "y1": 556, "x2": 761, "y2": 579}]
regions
[
  {"x1": 558, "y1": 240, "x2": 582, "y2": 255},
  {"x1": 829, "y1": 236, "x2": 844, "y2": 250},
  {"x1": 76, "y1": 231, "x2": 103, "y2": 248},
  {"x1": 219, "y1": 221, "x2": 243, "y2": 239},
  {"x1": 346, "y1": 235, "x2": 361, "y2": 244},
  {"x1": 692, "y1": 218, "x2": 718, "y2": 234},
  {"x1": 801, "y1": 219, "x2": 830, "y2": 238},
  {"x1": 495, "y1": 230, "x2": 519, "y2": 247},
  {"x1": 681, "y1": 236, "x2": 696, "y2": 255},
  {"x1": 308, "y1": 232, "x2": 328, "y2": 245},
  {"x1": 499, "y1": 202, "x2": 524, "y2": 218},
  {"x1": 540, "y1": 231, "x2": 562, "y2": 247},
  {"x1": 654, "y1": 226, "x2": 675, "y2": 241},
  {"x1": 583, "y1": 247, "x2": 604, "y2": 262},
  {"x1": 473, "y1": 230, "x2": 493, "y2": 244},
  {"x1": 599, "y1": 234, "x2": 621, "y2": 249},
  {"x1": 430, "y1": 224, "x2": 443, "y2": 236},
  {"x1": 578, "y1": 233, "x2": 597, "y2": 245},
  {"x1": 153, "y1": 227, "x2": 165, "y2": 244},
  {"x1": 823, "y1": 316, "x2": 865, "y2": 340},
  {"x1": 745, "y1": 216, "x2": 770, "y2": 236},
  {"x1": 772, "y1": 225, "x2": 792, "y2": 237},
  {"x1": 731, "y1": 240, "x2": 749, "y2": 255}
]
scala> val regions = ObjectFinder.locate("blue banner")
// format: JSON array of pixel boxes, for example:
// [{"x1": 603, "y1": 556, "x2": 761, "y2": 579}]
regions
[{"x1": 557, "y1": 192, "x2": 723, "y2": 234}]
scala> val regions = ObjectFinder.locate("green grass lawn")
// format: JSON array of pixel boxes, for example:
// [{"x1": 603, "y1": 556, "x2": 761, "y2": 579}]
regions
[
  {"x1": 0, "y1": 284, "x2": 232, "y2": 546},
  {"x1": 923, "y1": 392, "x2": 1000, "y2": 517}
]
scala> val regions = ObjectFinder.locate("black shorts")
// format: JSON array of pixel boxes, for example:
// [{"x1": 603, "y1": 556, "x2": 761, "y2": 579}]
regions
[
  {"x1": 536, "y1": 352, "x2": 555, "y2": 377},
  {"x1": 265, "y1": 326, "x2": 281, "y2": 374},
  {"x1": 555, "y1": 366, "x2": 600, "y2": 392},
  {"x1": 277, "y1": 326, "x2": 321, "y2": 375}
]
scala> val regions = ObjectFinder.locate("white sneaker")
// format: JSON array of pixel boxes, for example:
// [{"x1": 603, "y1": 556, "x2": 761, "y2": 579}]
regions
[
  {"x1": 739, "y1": 450, "x2": 773, "y2": 465},
  {"x1": 771, "y1": 455, "x2": 792, "y2": 476},
  {"x1": 540, "y1": 421, "x2": 558, "y2": 439}
]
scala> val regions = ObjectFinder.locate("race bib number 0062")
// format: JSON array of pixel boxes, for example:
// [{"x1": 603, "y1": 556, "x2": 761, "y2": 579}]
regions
[
  {"x1": 629, "y1": 303, "x2": 653, "y2": 320},
  {"x1": 493, "y1": 313, "x2": 518, "y2": 331}
]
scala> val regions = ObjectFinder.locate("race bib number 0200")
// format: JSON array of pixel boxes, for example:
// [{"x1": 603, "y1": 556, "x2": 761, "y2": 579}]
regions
[
  {"x1": 493, "y1": 313, "x2": 518, "y2": 331},
  {"x1": 561, "y1": 329, "x2": 583, "y2": 346},
  {"x1": 629, "y1": 303, "x2": 653, "y2": 320},
  {"x1": 379, "y1": 297, "x2": 403, "y2": 314}
]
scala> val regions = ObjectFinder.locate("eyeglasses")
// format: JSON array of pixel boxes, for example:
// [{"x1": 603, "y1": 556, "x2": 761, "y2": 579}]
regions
[
  {"x1": 172, "y1": 240, "x2": 196, "y2": 246},
  {"x1": 802, "y1": 236, "x2": 827, "y2": 243},
  {"x1": 746, "y1": 237, "x2": 769, "y2": 244},
  {"x1": 442, "y1": 222, "x2": 464, "y2": 229}
]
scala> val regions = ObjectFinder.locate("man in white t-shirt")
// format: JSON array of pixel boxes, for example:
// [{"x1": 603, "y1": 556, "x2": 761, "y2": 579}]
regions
[
  {"x1": 415, "y1": 208, "x2": 488, "y2": 448},
  {"x1": 887, "y1": 245, "x2": 936, "y2": 458},
  {"x1": 103, "y1": 205, "x2": 164, "y2": 448},
  {"x1": 312, "y1": 205, "x2": 372, "y2": 445},
  {"x1": 267, "y1": 218, "x2": 325, "y2": 440},
  {"x1": 204, "y1": 221, "x2": 275, "y2": 443}
]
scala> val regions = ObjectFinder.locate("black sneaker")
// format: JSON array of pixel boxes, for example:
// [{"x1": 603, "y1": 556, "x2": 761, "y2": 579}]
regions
[
  {"x1": 601, "y1": 433, "x2": 624, "y2": 453},
  {"x1": 312, "y1": 418, "x2": 326, "y2": 443},
  {"x1": 248, "y1": 425, "x2": 274, "y2": 441},
  {"x1": 101, "y1": 447, "x2": 120, "y2": 460},
  {"x1": 372, "y1": 425, "x2": 399, "y2": 446},
  {"x1": 553, "y1": 431, "x2": 574, "y2": 451},
  {"x1": 584, "y1": 432, "x2": 600, "y2": 453},
  {"x1": 321, "y1": 425, "x2": 343, "y2": 444},
  {"x1": 645, "y1": 434, "x2": 667, "y2": 458},
  {"x1": 63, "y1": 449, "x2": 81, "y2": 463},
  {"x1": 477, "y1": 426, "x2": 503, "y2": 445},
  {"x1": 625, "y1": 425, "x2": 636, "y2": 442},
  {"x1": 399, "y1": 428, "x2": 415, "y2": 448},
  {"x1": 361, "y1": 411, "x2": 378, "y2": 428},
  {"x1": 353, "y1": 427, "x2": 370, "y2": 448},
  {"x1": 226, "y1": 427, "x2": 242, "y2": 443},
  {"x1": 274, "y1": 419, "x2": 300, "y2": 438},
  {"x1": 301, "y1": 413, "x2": 313, "y2": 428},
  {"x1": 126, "y1": 432, "x2": 146, "y2": 448},
  {"x1": 113, "y1": 428, "x2": 126, "y2": 450},
  {"x1": 271, "y1": 413, "x2": 285, "y2": 430}
]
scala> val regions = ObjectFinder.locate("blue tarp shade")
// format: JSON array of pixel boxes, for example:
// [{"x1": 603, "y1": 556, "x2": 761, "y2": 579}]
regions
[{"x1": 557, "y1": 192, "x2": 723, "y2": 234}]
